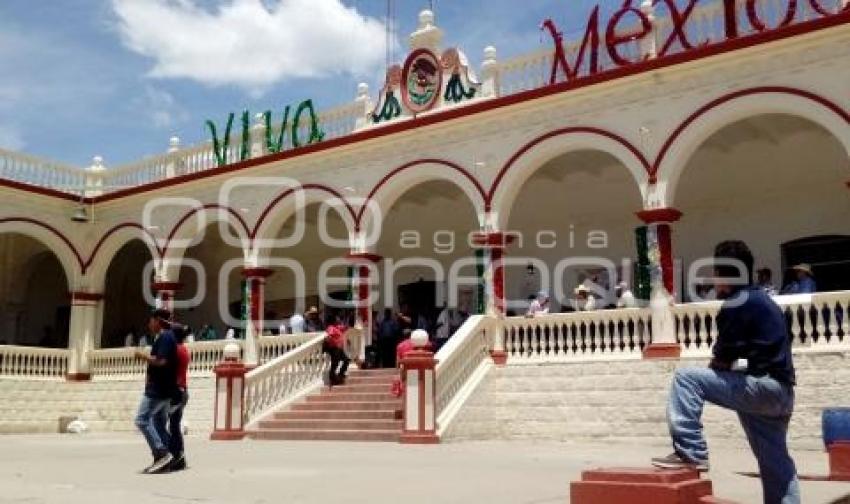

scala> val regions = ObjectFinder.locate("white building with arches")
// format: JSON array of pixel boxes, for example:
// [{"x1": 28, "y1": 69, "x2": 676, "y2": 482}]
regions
[{"x1": 0, "y1": 2, "x2": 849, "y2": 441}]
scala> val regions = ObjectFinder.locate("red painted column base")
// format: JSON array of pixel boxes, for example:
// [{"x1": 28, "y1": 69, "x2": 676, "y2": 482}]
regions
[
  {"x1": 829, "y1": 442, "x2": 850, "y2": 481},
  {"x1": 571, "y1": 467, "x2": 715, "y2": 504},
  {"x1": 490, "y1": 350, "x2": 508, "y2": 365},
  {"x1": 66, "y1": 373, "x2": 92, "y2": 381},
  {"x1": 643, "y1": 343, "x2": 682, "y2": 359},
  {"x1": 210, "y1": 431, "x2": 247, "y2": 441},
  {"x1": 399, "y1": 432, "x2": 440, "y2": 444}
]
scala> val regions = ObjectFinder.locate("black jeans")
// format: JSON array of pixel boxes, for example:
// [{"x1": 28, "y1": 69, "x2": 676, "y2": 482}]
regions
[
  {"x1": 323, "y1": 344, "x2": 350, "y2": 384},
  {"x1": 377, "y1": 338, "x2": 397, "y2": 368},
  {"x1": 168, "y1": 388, "x2": 188, "y2": 457}
]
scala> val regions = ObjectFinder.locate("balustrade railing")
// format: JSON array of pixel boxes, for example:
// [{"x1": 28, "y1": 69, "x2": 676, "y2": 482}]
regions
[
  {"x1": 0, "y1": 0, "x2": 844, "y2": 196},
  {"x1": 0, "y1": 345, "x2": 70, "y2": 380},
  {"x1": 242, "y1": 333, "x2": 330, "y2": 427},
  {"x1": 434, "y1": 315, "x2": 494, "y2": 425},
  {"x1": 674, "y1": 290, "x2": 850, "y2": 356},
  {"x1": 503, "y1": 308, "x2": 653, "y2": 363}
]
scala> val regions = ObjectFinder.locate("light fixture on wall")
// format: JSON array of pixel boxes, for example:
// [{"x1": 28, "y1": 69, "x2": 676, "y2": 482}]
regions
[{"x1": 71, "y1": 192, "x2": 90, "y2": 223}]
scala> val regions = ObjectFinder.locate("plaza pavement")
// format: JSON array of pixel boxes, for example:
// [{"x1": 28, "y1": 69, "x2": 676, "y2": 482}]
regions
[{"x1": 0, "y1": 434, "x2": 848, "y2": 503}]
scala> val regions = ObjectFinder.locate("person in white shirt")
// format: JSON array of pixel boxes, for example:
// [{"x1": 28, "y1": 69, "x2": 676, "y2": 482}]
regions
[
  {"x1": 575, "y1": 285, "x2": 596, "y2": 311},
  {"x1": 289, "y1": 312, "x2": 305, "y2": 334},
  {"x1": 616, "y1": 281, "x2": 637, "y2": 308},
  {"x1": 225, "y1": 328, "x2": 236, "y2": 340},
  {"x1": 526, "y1": 291, "x2": 550, "y2": 317}
]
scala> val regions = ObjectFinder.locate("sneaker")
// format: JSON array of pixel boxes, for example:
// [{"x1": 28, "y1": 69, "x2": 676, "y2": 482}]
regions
[
  {"x1": 168, "y1": 453, "x2": 187, "y2": 472},
  {"x1": 651, "y1": 452, "x2": 709, "y2": 472},
  {"x1": 146, "y1": 450, "x2": 173, "y2": 474}
]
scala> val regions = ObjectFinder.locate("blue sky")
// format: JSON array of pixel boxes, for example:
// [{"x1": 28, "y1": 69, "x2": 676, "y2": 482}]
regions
[{"x1": 0, "y1": 0, "x2": 624, "y2": 167}]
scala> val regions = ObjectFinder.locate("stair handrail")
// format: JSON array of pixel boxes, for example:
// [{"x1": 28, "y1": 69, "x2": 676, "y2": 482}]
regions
[
  {"x1": 242, "y1": 327, "x2": 363, "y2": 428},
  {"x1": 434, "y1": 315, "x2": 495, "y2": 430}
]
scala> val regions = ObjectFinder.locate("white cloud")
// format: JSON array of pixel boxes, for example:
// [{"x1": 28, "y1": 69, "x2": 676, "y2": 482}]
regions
[
  {"x1": 111, "y1": 0, "x2": 389, "y2": 92},
  {"x1": 0, "y1": 124, "x2": 25, "y2": 151},
  {"x1": 133, "y1": 86, "x2": 189, "y2": 129}
]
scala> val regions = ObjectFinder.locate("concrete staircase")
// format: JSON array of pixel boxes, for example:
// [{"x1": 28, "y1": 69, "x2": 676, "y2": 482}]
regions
[{"x1": 248, "y1": 368, "x2": 403, "y2": 442}]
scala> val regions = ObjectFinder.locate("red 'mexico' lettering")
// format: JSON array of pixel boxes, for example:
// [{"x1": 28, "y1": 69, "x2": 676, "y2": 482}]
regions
[
  {"x1": 606, "y1": 0, "x2": 653, "y2": 66},
  {"x1": 655, "y1": 0, "x2": 705, "y2": 56},
  {"x1": 747, "y1": 0, "x2": 799, "y2": 32},
  {"x1": 543, "y1": 7, "x2": 600, "y2": 84}
]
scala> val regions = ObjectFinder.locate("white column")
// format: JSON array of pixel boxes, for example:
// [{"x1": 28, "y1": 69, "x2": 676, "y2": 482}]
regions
[
  {"x1": 67, "y1": 292, "x2": 102, "y2": 379},
  {"x1": 640, "y1": 0, "x2": 658, "y2": 59},
  {"x1": 165, "y1": 136, "x2": 180, "y2": 178},
  {"x1": 251, "y1": 113, "x2": 266, "y2": 159},
  {"x1": 353, "y1": 83, "x2": 372, "y2": 131}
]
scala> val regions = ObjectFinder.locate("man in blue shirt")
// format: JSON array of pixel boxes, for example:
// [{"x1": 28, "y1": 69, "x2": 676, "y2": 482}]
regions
[
  {"x1": 652, "y1": 241, "x2": 799, "y2": 504},
  {"x1": 134, "y1": 309, "x2": 178, "y2": 474}
]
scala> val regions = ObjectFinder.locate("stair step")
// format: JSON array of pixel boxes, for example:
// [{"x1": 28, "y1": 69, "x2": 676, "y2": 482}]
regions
[
  {"x1": 258, "y1": 419, "x2": 402, "y2": 430},
  {"x1": 273, "y1": 410, "x2": 402, "y2": 421},
  {"x1": 325, "y1": 384, "x2": 389, "y2": 393},
  {"x1": 342, "y1": 377, "x2": 397, "y2": 386},
  {"x1": 292, "y1": 401, "x2": 401, "y2": 412},
  {"x1": 308, "y1": 392, "x2": 395, "y2": 403},
  {"x1": 248, "y1": 429, "x2": 400, "y2": 442},
  {"x1": 348, "y1": 368, "x2": 399, "y2": 377}
]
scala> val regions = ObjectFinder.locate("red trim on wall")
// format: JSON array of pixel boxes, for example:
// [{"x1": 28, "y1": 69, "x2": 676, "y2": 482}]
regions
[
  {"x1": 0, "y1": 179, "x2": 82, "y2": 202},
  {"x1": 636, "y1": 208, "x2": 683, "y2": 224},
  {"x1": 470, "y1": 231, "x2": 517, "y2": 249},
  {"x1": 651, "y1": 87, "x2": 850, "y2": 181},
  {"x1": 487, "y1": 127, "x2": 651, "y2": 209},
  {"x1": 151, "y1": 281, "x2": 183, "y2": 292},
  {"x1": 68, "y1": 291, "x2": 104, "y2": 302},
  {"x1": 358, "y1": 158, "x2": 487, "y2": 227},
  {"x1": 345, "y1": 252, "x2": 383, "y2": 263},
  {"x1": 0, "y1": 217, "x2": 85, "y2": 271},
  {"x1": 241, "y1": 267, "x2": 274, "y2": 278}
]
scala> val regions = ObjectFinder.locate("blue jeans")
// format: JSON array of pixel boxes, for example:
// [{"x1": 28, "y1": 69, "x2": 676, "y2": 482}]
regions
[
  {"x1": 135, "y1": 395, "x2": 171, "y2": 455},
  {"x1": 667, "y1": 367, "x2": 800, "y2": 504},
  {"x1": 168, "y1": 389, "x2": 188, "y2": 456}
]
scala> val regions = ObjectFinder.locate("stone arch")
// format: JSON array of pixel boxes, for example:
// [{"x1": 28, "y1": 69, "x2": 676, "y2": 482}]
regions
[
  {"x1": 359, "y1": 159, "x2": 487, "y2": 241},
  {"x1": 0, "y1": 218, "x2": 81, "y2": 287},
  {"x1": 159, "y1": 205, "x2": 252, "y2": 280},
  {"x1": 654, "y1": 87, "x2": 850, "y2": 207},
  {"x1": 85, "y1": 223, "x2": 160, "y2": 293},
  {"x1": 487, "y1": 128, "x2": 650, "y2": 230},
  {"x1": 251, "y1": 184, "x2": 357, "y2": 260}
]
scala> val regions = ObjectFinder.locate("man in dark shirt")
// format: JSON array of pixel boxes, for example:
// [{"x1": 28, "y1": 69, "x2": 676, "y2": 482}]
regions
[
  {"x1": 652, "y1": 241, "x2": 799, "y2": 504},
  {"x1": 134, "y1": 309, "x2": 178, "y2": 474}
]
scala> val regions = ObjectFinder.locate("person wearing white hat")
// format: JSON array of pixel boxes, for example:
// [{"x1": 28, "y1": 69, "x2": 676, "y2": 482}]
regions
[
  {"x1": 781, "y1": 264, "x2": 817, "y2": 294},
  {"x1": 574, "y1": 284, "x2": 596, "y2": 311},
  {"x1": 526, "y1": 291, "x2": 550, "y2": 317},
  {"x1": 616, "y1": 281, "x2": 636, "y2": 308}
]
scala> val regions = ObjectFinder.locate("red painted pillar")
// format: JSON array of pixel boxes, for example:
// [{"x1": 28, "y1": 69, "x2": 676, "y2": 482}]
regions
[
  {"x1": 345, "y1": 252, "x2": 382, "y2": 360},
  {"x1": 151, "y1": 281, "x2": 182, "y2": 313},
  {"x1": 471, "y1": 231, "x2": 515, "y2": 366},
  {"x1": 241, "y1": 268, "x2": 273, "y2": 367},
  {"x1": 636, "y1": 208, "x2": 682, "y2": 297}
]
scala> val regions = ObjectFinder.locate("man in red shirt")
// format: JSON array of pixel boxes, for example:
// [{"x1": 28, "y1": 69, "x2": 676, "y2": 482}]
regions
[
  {"x1": 323, "y1": 317, "x2": 350, "y2": 386},
  {"x1": 168, "y1": 324, "x2": 191, "y2": 471}
]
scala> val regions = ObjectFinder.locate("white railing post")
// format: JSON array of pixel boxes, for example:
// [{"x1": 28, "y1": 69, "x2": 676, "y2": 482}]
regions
[
  {"x1": 353, "y1": 83, "x2": 372, "y2": 131},
  {"x1": 480, "y1": 46, "x2": 500, "y2": 99},
  {"x1": 242, "y1": 267, "x2": 273, "y2": 368},
  {"x1": 166, "y1": 136, "x2": 180, "y2": 178},
  {"x1": 641, "y1": 0, "x2": 658, "y2": 59},
  {"x1": 84, "y1": 156, "x2": 105, "y2": 198},
  {"x1": 211, "y1": 342, "x2": 248, "y2": 441},
  {"x1": 400, "y1": 330, "x2": 439, "y2": 444},
  {"x1": 251, "y1": 113, "x2": 266, "y2": 159}
]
